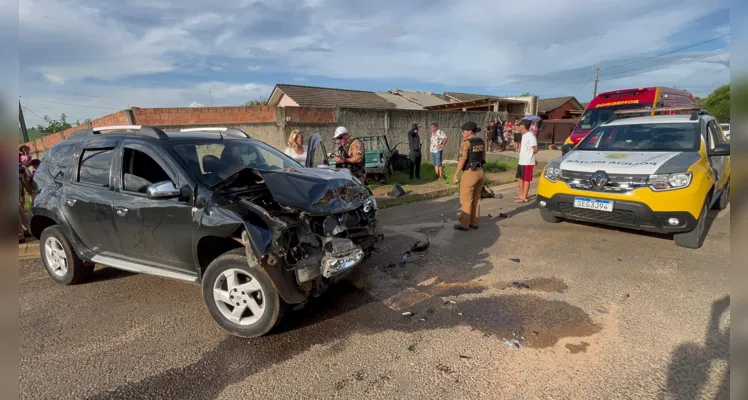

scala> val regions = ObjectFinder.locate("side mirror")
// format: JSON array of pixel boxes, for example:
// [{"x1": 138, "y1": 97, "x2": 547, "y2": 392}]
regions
[
  {"x1": 147, "y1": 180, "x2": 181, "y2": 199},
  {"x1": 709, "y1": 143, "x2": 730, "y2": 157}
]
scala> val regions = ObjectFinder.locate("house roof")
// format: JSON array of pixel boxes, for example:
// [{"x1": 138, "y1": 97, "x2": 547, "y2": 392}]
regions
[
  {"x1": 268, "y1": 84, "x2": 395, "y2": 109},
  {"x1": 537, "y1": 96, "x2": 584, "y2": 113},
  {"x1": 375, "y1": 93, "x2": 425, "y2": 110},
  {"x1": 444, "y1": 91, "x2": 497, "y2": 102},
  {"x1": 387, "y1": 89, "x2": 449, "y2": 107}
]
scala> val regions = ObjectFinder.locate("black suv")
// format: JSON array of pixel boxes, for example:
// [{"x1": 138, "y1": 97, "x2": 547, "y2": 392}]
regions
[{"x1": 30, "y1": 125, "x2": 380, "y2": 337}]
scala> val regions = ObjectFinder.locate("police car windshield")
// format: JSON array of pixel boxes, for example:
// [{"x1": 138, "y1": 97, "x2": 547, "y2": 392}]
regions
[
  {"x1": 576, "y1": 123, "x2": 700, "y2": 152},
  {"x1": 170, "y1": 139, "x2": 302, "y2": 187}
]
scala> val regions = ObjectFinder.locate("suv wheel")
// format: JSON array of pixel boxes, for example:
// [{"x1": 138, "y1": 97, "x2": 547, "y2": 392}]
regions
[
  {"x1": 713, "y1": 181, "x2": 730, "y2": 210},
  {"x1": 539, "y1": 208, "x2": 563, "y2": 223},
  {"x1": 40, "y1": 225, "x2": 93, "y2": 285},
  {"x1": 202, "y1": 249, "x2": 286, "y2": 338},
  {"x1": 674, "y1": 201, "x2": 708, "y2": 249}
]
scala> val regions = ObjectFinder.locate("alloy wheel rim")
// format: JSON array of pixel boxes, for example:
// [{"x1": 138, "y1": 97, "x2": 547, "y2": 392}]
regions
[
  {"x1": 213, "y1": 268, "x2": 266, "y2": 326},
  {"x1": 44, "y1": 237, "x2": 68, "y2": 278}
]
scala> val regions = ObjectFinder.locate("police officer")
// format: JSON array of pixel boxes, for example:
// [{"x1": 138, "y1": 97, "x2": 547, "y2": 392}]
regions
[
  {"x1": 452, "y1": 121, "x2": 486, "y2": 231},
  {"x1": 332, "y1": 126, "x2": 366, "y2": 180}
]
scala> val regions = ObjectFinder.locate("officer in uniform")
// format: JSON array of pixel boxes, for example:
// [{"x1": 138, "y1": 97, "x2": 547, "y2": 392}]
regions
[
  {"x1": 332, "y1": 126, "x2": 366, "y2": 180},
  {"x1": 452, "y1": 121, "x2": 486, "y2": 231}
]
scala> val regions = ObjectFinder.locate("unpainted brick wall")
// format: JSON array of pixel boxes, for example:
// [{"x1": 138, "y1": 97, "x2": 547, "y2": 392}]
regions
[{"x1": 22, "y1": 105, "x2": 500, "y2": 161}]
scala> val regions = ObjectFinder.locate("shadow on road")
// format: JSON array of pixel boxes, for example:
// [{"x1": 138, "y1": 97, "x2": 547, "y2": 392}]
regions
[
  {"x1": 85, "y1": 197, "x2": 594, "y2": 399},
  {"x1": 88, "y1": 281, "x2": 602, "y2": 400},
  {"x1": 659, "y1": 295, "x2": 730, "y2": 400}
]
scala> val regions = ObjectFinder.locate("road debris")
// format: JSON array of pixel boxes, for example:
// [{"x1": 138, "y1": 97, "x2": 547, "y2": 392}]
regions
[
  {"x1": 444, "y1": 300, "x2": 456, "y2": 305},
  {"x1": 410, "y1": 238, "x2": 430, "y2": 253},
  {"x1": 418, "y1": 318, "x2": 427, "y2": 322},
  {"x1": 530, "y1": 331, "x2": 539, "y2": 336},
  {"x1": 498, "y1": 213, "x2": 509, "y2": 218},
  {"x1": 457, "y1": 312, "x2": 463, "y2": 316},
  {"x1": 400, "y1": 252, "x2": 411, "y2": 266},
  {"x1": 510, "y1": 258, "x2": 520, "y2": 263},
  {"x1": 459, "y1": 355, "x2": 473, "y2": 360},
  {"x1": 426, "y1": 308, "x2": 434, "y2": 314},
  {"x1": 402, "y1": 311, "x2": 415, "y2": 317},
  {"x1": 386, "y1": 263, "x2": 397, "y2": 268},
  {"x1": 505, "y1": 340, "x2": 521, "y2": 349},
  {"x1": 512, "y1": 281, "x2": 530, "y2": 289},
  {"x1": 387, "y1": 184, "x2": 406, "y2": 198}
]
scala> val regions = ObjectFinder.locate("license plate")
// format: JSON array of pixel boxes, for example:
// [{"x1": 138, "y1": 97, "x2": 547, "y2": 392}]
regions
[{"x1": 573, "y1": 197, "x2": 614, "y2": 212}]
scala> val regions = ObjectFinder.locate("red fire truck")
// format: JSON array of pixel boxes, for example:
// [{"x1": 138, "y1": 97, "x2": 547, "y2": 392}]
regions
[{"x1": 561, "y1": 87, "x2": 697, "y2": 154}]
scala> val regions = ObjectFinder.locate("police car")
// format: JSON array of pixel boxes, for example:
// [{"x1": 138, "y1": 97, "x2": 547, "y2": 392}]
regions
[{"x1": 536, "y1": 109, "x2": 730, "y2": 249}]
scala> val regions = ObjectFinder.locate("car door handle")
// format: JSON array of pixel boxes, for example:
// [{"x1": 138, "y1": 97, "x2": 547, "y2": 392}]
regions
[
  {"x1": 114, "y1": 206, "x2": 129, "y2": 216},
  {"x1": 65, "y1": 199, "x2": 77, "y2": 206}
]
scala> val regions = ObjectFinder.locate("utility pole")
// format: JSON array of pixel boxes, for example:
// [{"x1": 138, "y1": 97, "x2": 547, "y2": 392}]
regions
[
  {"x1": 19, "y1": 101, "x2": 29, "y2": 143},
  {"x1": 593, "y1": 68, "x2": 600, "y2": 97}
]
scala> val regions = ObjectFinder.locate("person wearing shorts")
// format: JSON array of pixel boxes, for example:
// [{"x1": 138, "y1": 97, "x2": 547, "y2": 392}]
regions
[
  {"x1": 515, "y1": 118, "x2": 538, "y2": 202},
  {"x1": 429, "y1": 123, "x2": 448, "y2": 179},
  {"x1": 512, "y1": 118, "x2": 522, "y2": 152}
]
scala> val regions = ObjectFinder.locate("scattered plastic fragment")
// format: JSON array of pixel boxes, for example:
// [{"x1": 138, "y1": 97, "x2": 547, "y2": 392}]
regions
[
  {"x1": 512, "y1": 281, "x2": 530, "y2": 289},
  {"x1": 498, "y1": 213, "x2": 509, "y2": 218},
  {"x1": 400, "y1": 252, "x2": 410, "y2": 266},
  {"x1": 418, "y1": 318, "x2": 427, "y2": 322},
  {"x1": 402, "y1": 311, "x2": 414, "y2": 317},
  {"x1": 531, "y1": 331, "x2": 539, "y2": 336},
  {"x1": 457, "y1": 312, "x2": 463, "y2": 316},
  {"x1": 506, "y1": 340, "x2": 521, "y2": 349},
  {"x1": 444, "y1": 300, "x2": 456, "y2": 305},
  {"x1": 459, "y1": 355, "x2": 473, "y2": 360},
  {"x1": 510, "y1": 258, "x2": 520, "y2": 263}
]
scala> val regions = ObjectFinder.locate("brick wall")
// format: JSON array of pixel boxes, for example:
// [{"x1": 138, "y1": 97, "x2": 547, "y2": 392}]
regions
[{"x1": 22, "y1": 105, "x2": 500, "y2": 161}]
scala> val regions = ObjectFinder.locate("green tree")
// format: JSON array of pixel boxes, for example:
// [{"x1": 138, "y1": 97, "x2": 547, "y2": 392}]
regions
[
  {"x1": 698, "y1": 84, "x2": 730, "y2": 122},
  {"x1": 34, "y1": 113, "x2": 73, "y2": 133},
  {"x1": 242, "y1": 97, "x2": 268, "y2": 106}
]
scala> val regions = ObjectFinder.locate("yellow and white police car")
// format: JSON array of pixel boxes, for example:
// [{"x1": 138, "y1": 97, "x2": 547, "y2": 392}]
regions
[{"x1": 537, "y1": 110, "x2": 730, "y2": 249}]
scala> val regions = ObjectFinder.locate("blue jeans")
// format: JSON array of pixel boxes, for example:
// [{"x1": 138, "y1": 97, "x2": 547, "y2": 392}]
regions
[{"x1": 431, "y1": 151, "x2": 443, "y2": 167}]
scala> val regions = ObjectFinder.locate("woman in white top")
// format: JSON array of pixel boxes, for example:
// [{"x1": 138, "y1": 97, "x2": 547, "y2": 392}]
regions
[{"x1": 284, "y1": 130, "x2": 307, "y2": 165}]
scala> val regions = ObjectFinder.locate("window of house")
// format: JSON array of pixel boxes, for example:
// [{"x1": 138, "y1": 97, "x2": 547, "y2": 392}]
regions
[
  {"x1": 121, "y1": 148, "x2": 172, "y2": 194},
  {"x1": 78, "y1": 148, "x2": 114, "y2": 187}
]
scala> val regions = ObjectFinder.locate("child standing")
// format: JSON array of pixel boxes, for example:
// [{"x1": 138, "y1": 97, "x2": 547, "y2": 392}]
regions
[{"x1": 515, "y1": 118, "x2": 538, "y2": 203}]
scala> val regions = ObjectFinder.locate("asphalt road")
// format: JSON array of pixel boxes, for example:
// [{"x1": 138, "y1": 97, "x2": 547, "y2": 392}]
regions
[{"x1": 19, "y1": 183, "x2": 730, "y2": 399}]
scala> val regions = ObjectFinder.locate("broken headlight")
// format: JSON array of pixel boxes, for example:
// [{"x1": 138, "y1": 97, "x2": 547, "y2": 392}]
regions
[
  {"x1": 544, "y1": 166, "x2": 562, "y2": 183},
  {"x1": 363, "y1": 196, "x2": 378, "y2": 213}
]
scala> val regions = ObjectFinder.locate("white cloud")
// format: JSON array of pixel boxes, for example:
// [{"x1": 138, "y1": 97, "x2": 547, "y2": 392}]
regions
[
  {"x1": 19, "y1": 0, "x2": 730, "y2": 121},
  {"x1": 43, "y1": 73, "x2": 65, "y2": 85},
  {"x1": 293, "y1": 77, "x2": 307, "y2": 82},
  {"x1": 20, "y1": 81, "x2": 273, "y2": 125}
]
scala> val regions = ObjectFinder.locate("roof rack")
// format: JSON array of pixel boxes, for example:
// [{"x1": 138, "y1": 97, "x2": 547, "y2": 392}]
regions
[
  {"x1": 179, "y1": 127, "x2": 250, "y2": 139},
  {"x1": 68, "y1": 125, "x2": 169, "y2": 140}
]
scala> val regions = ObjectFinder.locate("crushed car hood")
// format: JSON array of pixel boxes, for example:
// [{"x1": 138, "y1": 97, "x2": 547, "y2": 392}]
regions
[{"x1": 211, "y1": 167, "x2": 371, "y2": 215}]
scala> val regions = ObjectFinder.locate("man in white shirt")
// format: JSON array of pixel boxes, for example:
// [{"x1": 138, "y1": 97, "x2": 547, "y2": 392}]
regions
[
  {"x1": 429, "y1": 123, "x2": 448, "y2": 179},
  {"x1": 515, "y1": 119, "x2": 538, "y2": 202}
]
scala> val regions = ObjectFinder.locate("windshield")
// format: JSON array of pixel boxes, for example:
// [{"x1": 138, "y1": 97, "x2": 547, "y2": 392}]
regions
[
  {"x1": 576, "y1": 103, "x2": 654, "y2": 131},
  {"x1": 170, "y1": 139, "x2": 302, "y2": 187},
  {"x1": 576, "y1": 123, "x2": 700, "y2": 152}
]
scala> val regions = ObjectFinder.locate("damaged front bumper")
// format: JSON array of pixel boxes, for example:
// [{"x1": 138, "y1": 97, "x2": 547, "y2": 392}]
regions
[{"x1": 295, "y1": 237, "x2": 371, "y2": 284}]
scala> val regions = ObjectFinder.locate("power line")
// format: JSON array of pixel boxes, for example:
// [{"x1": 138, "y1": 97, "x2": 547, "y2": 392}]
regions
[
  {"x1": 21, "y1": 106, "x2": 46, "y2": 122},
  {"x1": 601, "y1": 34, "x2": 730, "y2": 71},
  {"x1": 18, "y1": 96, "x2": 120, "y2": 111}
]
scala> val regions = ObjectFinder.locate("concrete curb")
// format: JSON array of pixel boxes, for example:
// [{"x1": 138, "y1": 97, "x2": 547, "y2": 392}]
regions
[{"x1": 20, "y1": 241, "x2": 40, "y2": 260}]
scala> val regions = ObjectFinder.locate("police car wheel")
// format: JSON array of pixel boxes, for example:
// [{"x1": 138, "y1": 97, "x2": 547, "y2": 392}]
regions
[
  {"x1": 539, "y1": 208, "x2": 562, "y2": 223},
  {"x1": 674, "y1": 202, "x2": 708, "y2": 249}
]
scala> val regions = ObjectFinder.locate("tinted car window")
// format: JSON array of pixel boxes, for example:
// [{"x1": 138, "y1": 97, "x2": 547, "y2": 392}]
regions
[
  {"x1": 78, "y1": 148, "x2": 114, "y2": 187},
  {"x1": 170, "y1": 140, "x2": 300, "y2": 187},
  {"x1": 47, "y1": 144, "x2": 76, "y2": 181},
  {"x1": 577, "y1": 123, "x2": 700, "y2": 152}
]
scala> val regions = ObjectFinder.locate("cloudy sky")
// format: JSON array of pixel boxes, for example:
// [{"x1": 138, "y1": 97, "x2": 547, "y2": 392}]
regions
[{"x1": 18, "y1": 0, "x2": 730, "y2": 126}]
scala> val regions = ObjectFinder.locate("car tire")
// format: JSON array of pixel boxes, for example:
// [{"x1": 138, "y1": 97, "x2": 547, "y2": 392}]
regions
[
  {"x1": 674, "y1": 201, "x2": 708, "y2": 249},
  {"x1": 202, "y1": 249, "x2": 286, "y2": 338},
  {"x1": 539, "y1": 208, "x2": 563, "y2": 223},
  {"x1": 713, "y1": 181, "x2": 730, "y2": 210},
  {"x1": 40, "y1": 225, "x2": 92, "y2": 285}
]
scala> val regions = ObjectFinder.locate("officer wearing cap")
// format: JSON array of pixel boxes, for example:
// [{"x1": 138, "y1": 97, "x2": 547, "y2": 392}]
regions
[
  {"x1": 452, "y1": 121, "x2": 486, "y2": 231},
  {"x1": 332, "y1": 126, "x2": 366, "y2": 180}
]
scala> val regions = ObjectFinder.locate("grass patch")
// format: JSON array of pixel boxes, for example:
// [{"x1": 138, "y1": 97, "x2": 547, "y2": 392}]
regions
[{"x1": 369, "y1": 159, "x2": 517, "y2": 188}]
